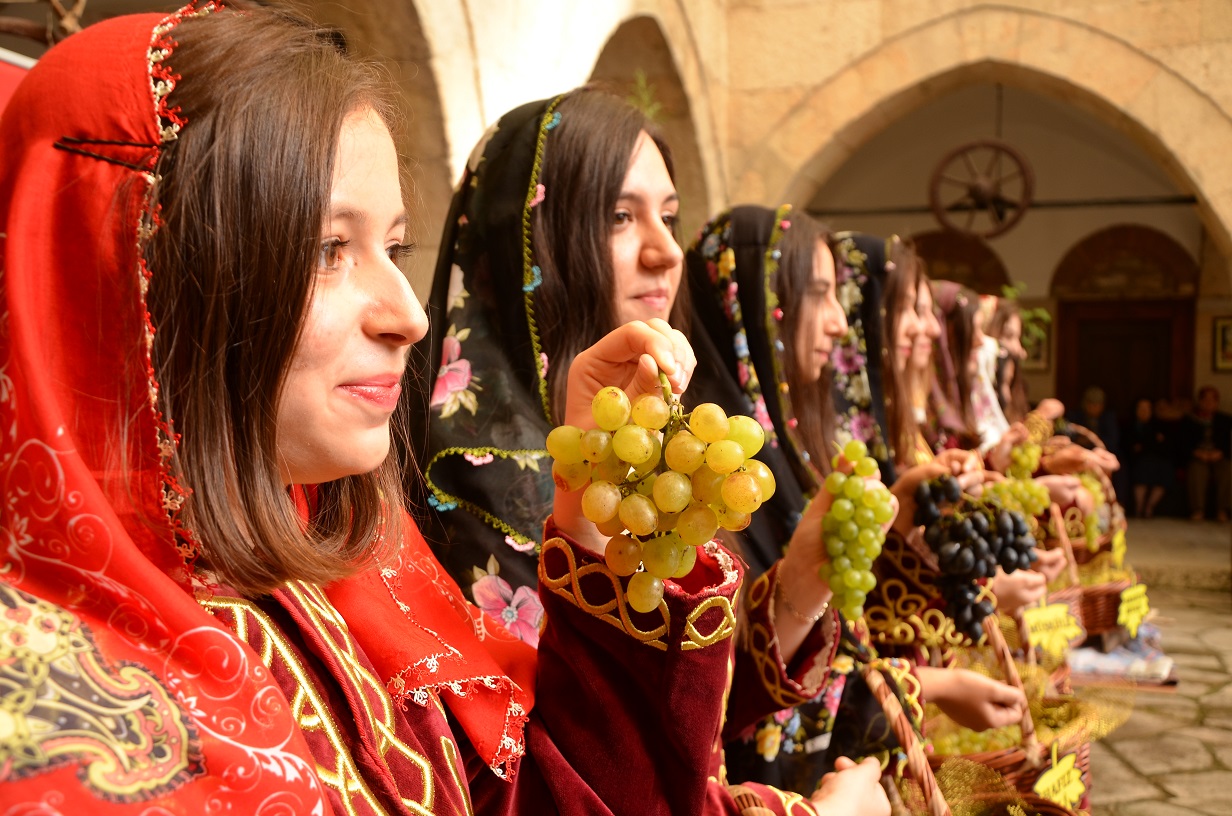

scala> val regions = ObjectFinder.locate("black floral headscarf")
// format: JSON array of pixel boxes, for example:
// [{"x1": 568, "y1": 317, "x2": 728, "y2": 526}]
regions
[
  {"x1": 687, "y1": 211, "x2": 921, "y2": 790},
  {"x1": 406, "y1": 96, "x2": 567, "y2": 645},
  {"x1": 685, "y1": 204, "x2": 819, "y2": 577},
  {"x1": 829, "y1": 232, "x2": 897, "y2": 483}
]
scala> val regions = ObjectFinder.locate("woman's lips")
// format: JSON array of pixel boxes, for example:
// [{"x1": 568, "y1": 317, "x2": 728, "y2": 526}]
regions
[
  {"x1": 339, "y1": 379, "x2": 402, "y2": 411},
  {"x1": 634, "y1": 290, "x2": 670, "y2": 314}
]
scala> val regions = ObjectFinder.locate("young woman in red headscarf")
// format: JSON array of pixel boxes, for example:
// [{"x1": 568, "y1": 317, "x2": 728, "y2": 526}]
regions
[{"x1": 0, "y1": 3, "x2": 890, "y2": 814}]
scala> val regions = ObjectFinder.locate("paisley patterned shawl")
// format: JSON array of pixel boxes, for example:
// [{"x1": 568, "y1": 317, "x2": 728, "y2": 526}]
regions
[
  {"x1": 0, "y1": 6, "x2": 328, "y2": 809},
  {"x1": 0, "y1": 6, "x2": 533, "y2": 808}
]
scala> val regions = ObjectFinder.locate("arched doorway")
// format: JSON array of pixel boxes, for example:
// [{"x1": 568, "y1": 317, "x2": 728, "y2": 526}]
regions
[
  {"x1": 306, "y1": 1, "x2": 453, "y2": 295},
  {"x1": 589, "y1": 15, "x2": 709, "y2": 238},
  {"x1": 1052, "y1": 224, "x2": 1198, "y2": 424},
  {"x1": 910, "y1": 230, "x2": 1010, "y2": 295}
]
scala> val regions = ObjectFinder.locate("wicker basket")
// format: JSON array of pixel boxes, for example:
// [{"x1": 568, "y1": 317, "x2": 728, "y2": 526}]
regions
[
  {"x1": 1079, "y1": 578, "x2": 1133, "y2": 636},
  {"x1": 925, "y1": 622, "x2": 1095, "y2": 813}
]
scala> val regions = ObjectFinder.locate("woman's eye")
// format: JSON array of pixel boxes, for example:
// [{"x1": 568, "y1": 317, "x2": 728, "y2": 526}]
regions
[
  {"x1": 662, "y1": 213, "x2": 678, "y2": 230},
  {"x1": 386, "y1": 242, "x2": 417, "y2": 263},
  {"x1": 319, "y1": 238, "x2": 348, "y2": 270},
  {"x1": 613, "y1": 210, "x2": 632, "y2": 226}
]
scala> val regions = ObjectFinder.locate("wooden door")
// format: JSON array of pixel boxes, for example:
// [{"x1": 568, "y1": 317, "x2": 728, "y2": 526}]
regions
[{"x1": 1056, "y1": 299, "x2": 1194, "y2": 424}]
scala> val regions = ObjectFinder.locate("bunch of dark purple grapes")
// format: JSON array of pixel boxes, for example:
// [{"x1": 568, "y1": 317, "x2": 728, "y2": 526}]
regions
[{"x1": 913, "y1": 474, "x2": 1038, "y2": 641}]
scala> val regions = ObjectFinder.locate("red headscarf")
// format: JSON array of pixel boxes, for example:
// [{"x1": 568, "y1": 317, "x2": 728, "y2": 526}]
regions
[
  {"x1": 0, "y1": 4, "x2": 331, "y2": 809},
  {"x1": 0, "y1": 3, "x2": 532, "y2": 808}
]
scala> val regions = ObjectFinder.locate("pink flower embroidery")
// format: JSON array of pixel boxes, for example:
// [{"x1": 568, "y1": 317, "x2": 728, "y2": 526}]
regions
[
  {"x1": 431, "y1": 334, "x2": 479, "y2": 418},
  {"x1": 505, "y1": 534, "x2": 536, "y2": 553},
  {"x1": 752, "y1": 398, "x2": 774, "y2": 433},
  {"x1": 849, "y1": 413, "x2": 875, "y2": 442},
  {"x1": 529, "y1": 184, "x2": 545, "y2": 208},
  {"x1": 472, "y1": 574, "x2": 543, "y2": 646},
  {"x1": 834, "y1": 345, "x2": 866, "y2": 376},
  {"x1": 464, "y1": 452, "x2": 494, "y2": 466}
]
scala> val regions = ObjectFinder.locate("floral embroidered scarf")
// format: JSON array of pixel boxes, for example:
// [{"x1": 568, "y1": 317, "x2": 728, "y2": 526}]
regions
[
  {"x1": 684, "y1": 205, "x2": 816, "y2": 578},
  {"x1": 829, "y1": 232, "x2": 896, "y2": 482},
  {"x1": 405, "y1": 96, "x2": 570, "y2": 645}
]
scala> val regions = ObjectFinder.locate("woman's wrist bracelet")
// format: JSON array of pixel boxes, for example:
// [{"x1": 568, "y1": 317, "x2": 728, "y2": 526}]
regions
[{"x1": 776, "y1": 573, "x2": 829, "y2": 625}]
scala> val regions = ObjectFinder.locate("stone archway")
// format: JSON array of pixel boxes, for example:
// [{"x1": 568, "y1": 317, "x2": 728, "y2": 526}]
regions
[
  {"x1": 589, "y1": 15, "x2": 710, "y2": 239},
  {"x1": 910, "y1": 230, "x2": 1010, "y2": 296},
  {"x1": 742, "y1": 7, "x2": 1232, "y2": 261}
]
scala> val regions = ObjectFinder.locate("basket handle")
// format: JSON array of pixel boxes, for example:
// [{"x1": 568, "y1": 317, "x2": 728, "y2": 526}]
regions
[
  {"x1": 984, "y1": 614, "x2": 1041, "y2": 765},
  {"x1": 863, "y1": 665, "x2": 953, "y2": 816},
  {"x1": 1048, "y1": 503, "x2": 1082, "y2": 588}
]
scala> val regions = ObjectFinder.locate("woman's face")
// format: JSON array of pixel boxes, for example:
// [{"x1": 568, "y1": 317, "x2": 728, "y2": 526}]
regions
[
  {"x1": 611, "y1": 131, "x2": 683, "y2": 325},
  {"x1": 906, "y1": 280, "x2": 940, "y2": 374},
  {"x1": 891, "y1": 281, "x2": 920, "y2": 376},
  {"x1": 794, "y1": 240, "x2": 848, "y2": 384},
  {"x1": 275, "y1": 107, "x2": 427, "y2": 485},
  {"x1": 1000, "y1": 313, "x2": 1025, "y2": 359}
]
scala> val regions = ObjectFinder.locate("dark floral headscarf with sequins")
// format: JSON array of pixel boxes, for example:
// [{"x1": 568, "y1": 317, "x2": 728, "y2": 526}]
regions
[
  {"x1": 688, "y1": 213, "x2": 920, "y2": 790},
  {"x1": 829, "y1": 232, "x2": 897, "y2": 484},
  {"x1": 404, "y1": 96, "x2": 567, "y2": 646},
  {"x1": 685, "y1": 205, "x2": 819, "y2": 578}
]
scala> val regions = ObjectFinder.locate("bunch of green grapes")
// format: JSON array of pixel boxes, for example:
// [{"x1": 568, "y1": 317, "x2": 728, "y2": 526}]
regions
[
  {"x1": 1006, "y1": 442, "x2": 1042, "y2": 480},
  {"x1": 982, "y1": 477, "x2": 1050, "y2": 519},
  {"x1": 817, "y1": 440, "x2": 894, "y2": 621},
  {"x1": 548, "y1": 382, "x2": 775, "y2": 614},
  {"x1": 931, "y1": 723, "x2": 1023, "y2": 756},
  {"x1": 1076, "y1": 472, "x2": 1106, "y2": 550}
]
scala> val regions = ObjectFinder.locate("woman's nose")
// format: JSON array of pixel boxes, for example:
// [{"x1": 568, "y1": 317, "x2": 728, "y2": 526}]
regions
[
  {"x1": 367, "y1": 259, "x2": 428, "y2": 347},
  {"x1": 643, "y1": 218, "x2": 683, "y2": 273}
]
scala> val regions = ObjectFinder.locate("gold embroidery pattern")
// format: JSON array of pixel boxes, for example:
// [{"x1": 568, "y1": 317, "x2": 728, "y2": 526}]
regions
[
  {"x1": 681, "y1": 595, "x2": 737, "y2": 651},
  {"x1": 735, "y1": 573, "x2": 825, "y2": 707},
  {"x1": 540, "y1": 537, "x2": 738, "y2": 652},
  {"x1": 864, "y1": 535, "x2": 975, "y2": 664},
  {"x1": 440, "y1": 735, "x2": 475, "y2": 816},
  {"x1": 287, "y1": 583, "x2": 443, "y2": 814},
  {"x1": 873, "y1": 658, "x2": 925, "y2": 731},
  {"x1": 540, "y1": 537, "x2": 670, "y2": 650},
  {"x1": 203, "y1": 587, "x2": 465, "y2": 816},
  {"x1": 0, "y1": 584, "x2": 202, "y2": 801}
]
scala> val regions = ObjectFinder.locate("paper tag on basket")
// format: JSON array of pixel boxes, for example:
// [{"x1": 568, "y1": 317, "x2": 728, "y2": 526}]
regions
[
  {"x1": 1111, "y1": 527, "x2": 1127, "y2": 569},
  {"x1": 1034, "y1": 742, "x2": 1085, "y2": 809},
  {"x1": 1118, "y1": 583, "x2": 1150, "y2": 638},
  {"x1": 1023, "y1": 600, "x2": 1085, "y2": 661}
]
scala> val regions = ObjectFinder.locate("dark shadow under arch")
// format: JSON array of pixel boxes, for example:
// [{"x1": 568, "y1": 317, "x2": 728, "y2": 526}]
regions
[
  {"x1": 589, "y1": 15, "x2": 709, "y2": 239},
  {"x1": 911, "y1": 229, "x2": 1010, "y2": 296},
  {"x1": 1051, "y1": 223, "x2": 1199, "y2": 300}
]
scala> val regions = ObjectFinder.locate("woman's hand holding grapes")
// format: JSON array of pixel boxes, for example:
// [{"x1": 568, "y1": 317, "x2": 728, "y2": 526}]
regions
[{"x1": 555, "y1": 320, "x2": 695, "y2": 552}]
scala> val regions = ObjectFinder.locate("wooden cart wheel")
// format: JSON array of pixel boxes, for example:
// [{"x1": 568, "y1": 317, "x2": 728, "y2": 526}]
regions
[{"x1": 929, "y1": 139, "x2": 1034, "y2": 238}]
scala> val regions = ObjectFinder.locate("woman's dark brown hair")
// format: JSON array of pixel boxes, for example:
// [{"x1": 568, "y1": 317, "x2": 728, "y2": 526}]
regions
[
  {"x1": 775, "y1": 214, "x2": 834, "y2": 473},
  {"x1": 881, "y1": 237, "x2": 924, "y2": 465},
  {"x1": 933, "y1": 282, "x2": 981, "y2": 437},
  {"x1": 533, "y1": 88, "x2": 689, "y2": 420},
  {"x1": 144, "y1": 8, "x2": 402, "y2": 596},
  {"x1": 987, "y1": 299, "x2": 1030, "y2": 422}
]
